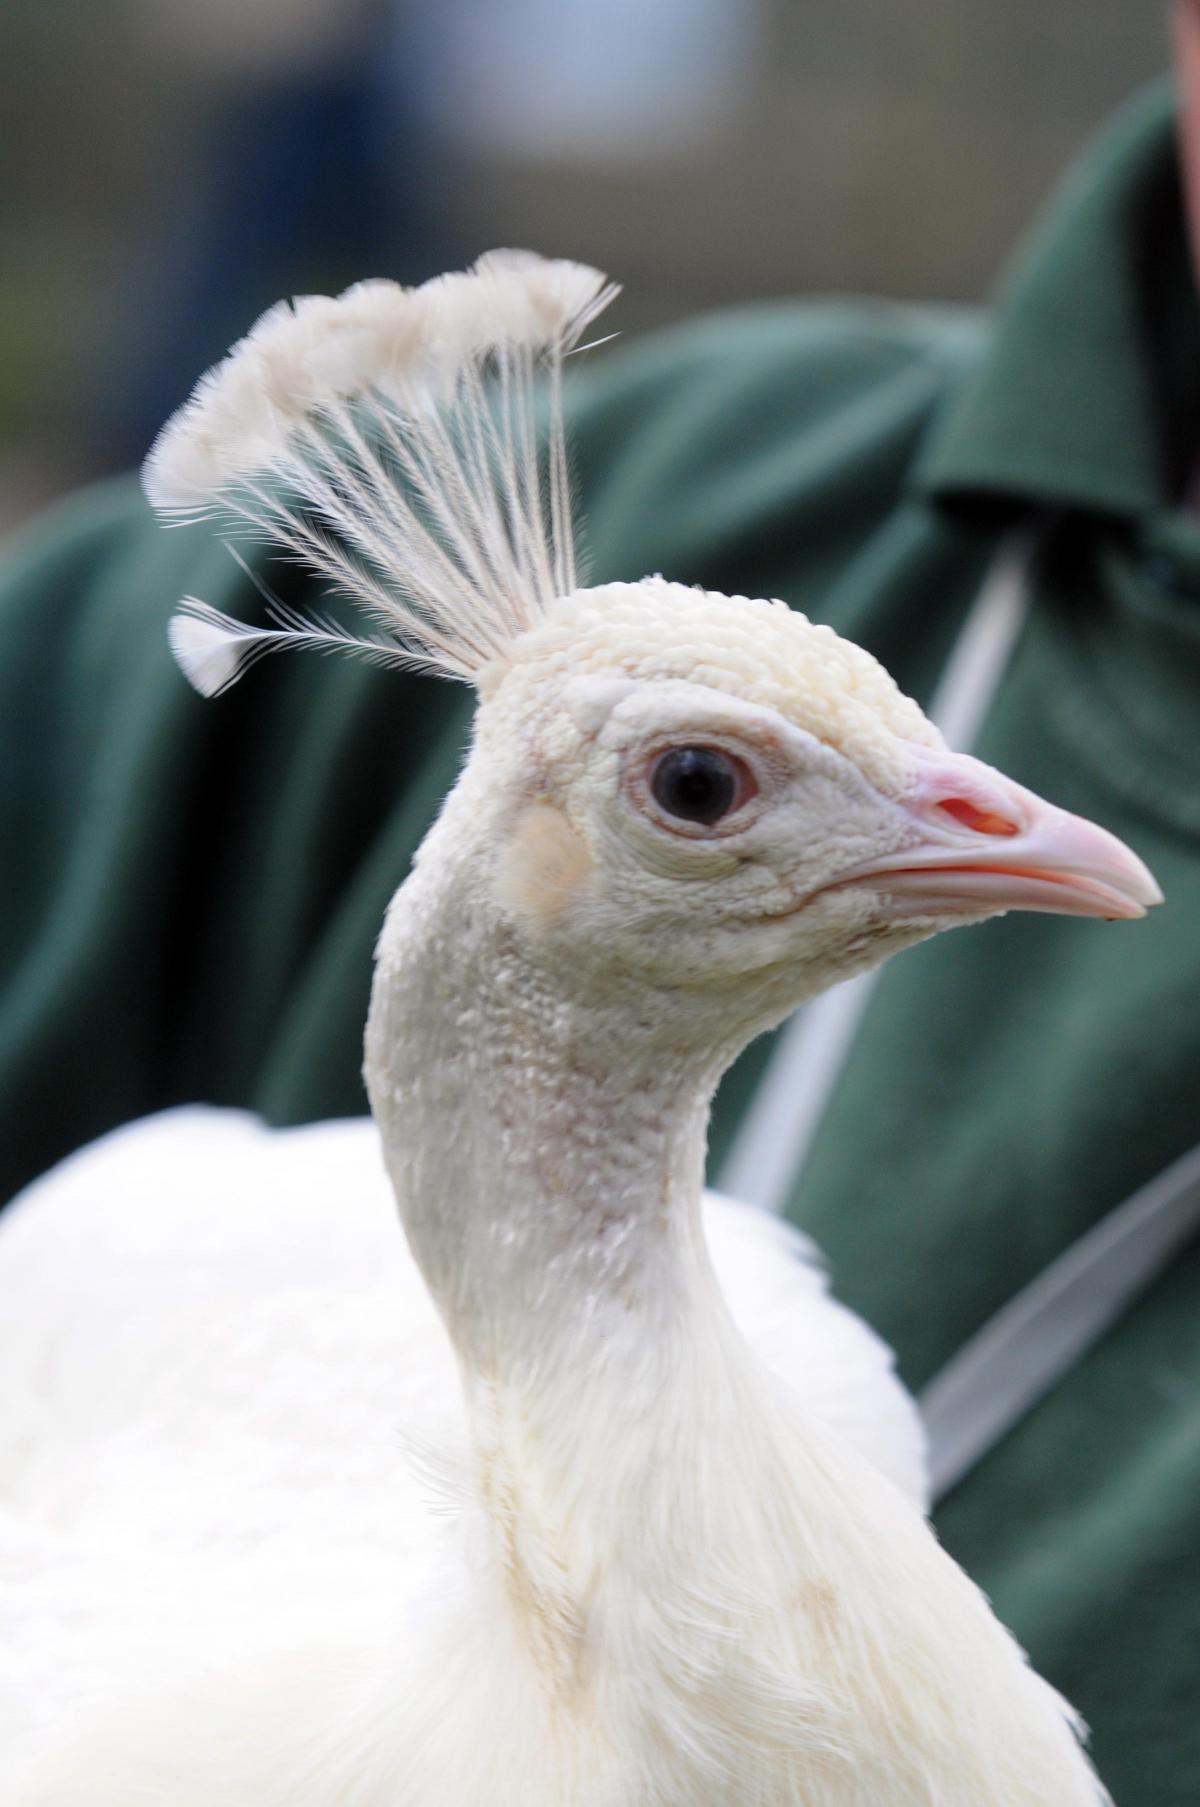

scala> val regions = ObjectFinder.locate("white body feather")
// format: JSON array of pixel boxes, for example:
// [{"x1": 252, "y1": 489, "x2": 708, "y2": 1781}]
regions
[{"x1": 1, "y1": 1108, "x2": 923, "y2": 1802}]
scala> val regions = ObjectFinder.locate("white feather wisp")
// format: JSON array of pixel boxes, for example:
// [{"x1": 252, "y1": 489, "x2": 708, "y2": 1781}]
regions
[{"x1": 142, "y1": 252, "x2": 620, "y2": 697}]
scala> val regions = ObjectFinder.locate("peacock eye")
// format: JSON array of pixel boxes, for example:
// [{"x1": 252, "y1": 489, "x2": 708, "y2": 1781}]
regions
[{"x1": 648, "y1": 746, "x2": 755, "y2": 826}]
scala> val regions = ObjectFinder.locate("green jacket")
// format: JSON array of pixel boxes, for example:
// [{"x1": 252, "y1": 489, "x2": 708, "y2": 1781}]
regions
[{"x1": 2, "y1": 82, "x2": 1197, "y2": 1804}]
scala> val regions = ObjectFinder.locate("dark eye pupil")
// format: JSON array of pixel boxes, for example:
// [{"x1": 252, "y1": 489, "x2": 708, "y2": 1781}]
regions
[{"x1": 651, "y1": 746, "x2": 738, "y2": 824}]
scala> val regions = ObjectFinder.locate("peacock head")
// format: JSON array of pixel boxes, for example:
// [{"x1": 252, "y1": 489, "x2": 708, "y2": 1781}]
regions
[
  {"x1": 452, "y1": 574, "x2": 1157, "y2": 1029},
  {"x1": 143, "y1": 252, "x2": 1158, "y2": 1046}
]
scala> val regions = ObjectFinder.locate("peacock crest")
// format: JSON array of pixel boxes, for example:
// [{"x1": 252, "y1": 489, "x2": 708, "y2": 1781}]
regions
[{"x1": 142, "y1": 251, "x2": 620, "y2": 696}]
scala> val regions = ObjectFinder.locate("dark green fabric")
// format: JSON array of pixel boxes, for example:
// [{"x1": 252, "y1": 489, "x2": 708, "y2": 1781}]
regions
[
  {"x1": 2, "y1": 80, "x2": 1198, "y2": 1805},
  {"x1": 916, "y1": 79, "x2": 1200, "y2": 516}
]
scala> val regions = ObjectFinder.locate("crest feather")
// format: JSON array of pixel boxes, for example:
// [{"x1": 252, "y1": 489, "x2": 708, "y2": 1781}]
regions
[{"x1": 143, "y1": 252, "x2": 620, "y2": 692}]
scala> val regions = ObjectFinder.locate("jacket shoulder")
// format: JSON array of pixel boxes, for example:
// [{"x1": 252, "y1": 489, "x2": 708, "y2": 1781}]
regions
[{"x1": 571, "y1": 299, "x2": 988, "y2": 590}]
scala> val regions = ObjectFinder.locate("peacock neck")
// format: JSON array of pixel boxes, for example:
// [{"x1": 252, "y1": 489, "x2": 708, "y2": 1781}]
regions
[
  {"x1": 364, "y1": 789, "x2": 824, "y2": 1731},
  {"x1": 365, "y1": 804, "x2": 731, "y2": 1394}
]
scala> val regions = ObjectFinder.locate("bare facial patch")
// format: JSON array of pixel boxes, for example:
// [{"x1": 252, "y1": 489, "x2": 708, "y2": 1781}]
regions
[{"x1": 496, "y1": 805, "x2": 594, "y2": 928}]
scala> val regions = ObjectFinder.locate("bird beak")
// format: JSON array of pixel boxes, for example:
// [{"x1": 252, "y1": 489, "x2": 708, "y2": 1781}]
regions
[{"x1": 834, "y1": 748, "x2": 1162, "y2": 922}]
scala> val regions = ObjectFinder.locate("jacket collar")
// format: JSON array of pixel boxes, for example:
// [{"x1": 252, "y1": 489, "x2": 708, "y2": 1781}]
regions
[{"x1": 915, "y1": 81, "x2": 1200, "y2": 520}]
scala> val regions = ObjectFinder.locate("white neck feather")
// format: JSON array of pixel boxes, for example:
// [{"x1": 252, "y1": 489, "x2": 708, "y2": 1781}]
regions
[
  {"x1": 364, "y1": 774, "x2": 793, "y2": 1657},
  {"x1": 366, "y1": 772, "x2": 748, "y2": 1398}
]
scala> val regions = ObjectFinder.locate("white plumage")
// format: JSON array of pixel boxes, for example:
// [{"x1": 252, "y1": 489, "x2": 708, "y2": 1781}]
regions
[
  {"x1": 0, "y1": 1110, "x2": 923, "y2": 1780},
  {"x1": 2, "y1": 252, "x2": 1158, "y2": 1802}
]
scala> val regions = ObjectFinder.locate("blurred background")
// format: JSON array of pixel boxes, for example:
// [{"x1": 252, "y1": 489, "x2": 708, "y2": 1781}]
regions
[{"x1": 0, "y1": 0, "x2": 1171, "y2": 540}]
